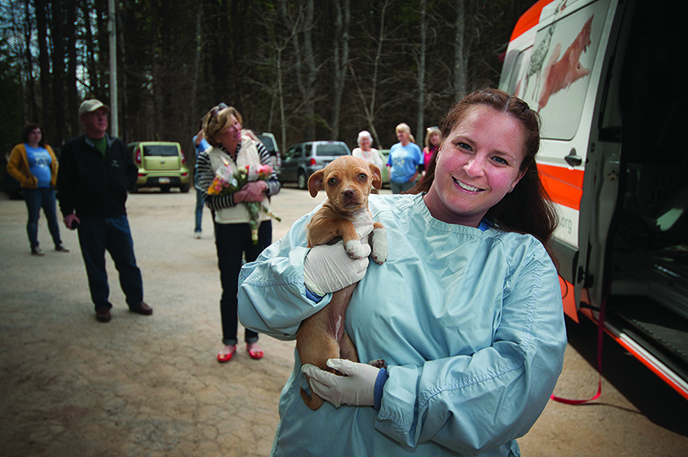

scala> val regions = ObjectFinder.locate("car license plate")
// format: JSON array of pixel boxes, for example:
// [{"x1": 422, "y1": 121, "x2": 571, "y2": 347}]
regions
[{"x1": 159, "y1": 177, "x2": 170, "y2": 184}]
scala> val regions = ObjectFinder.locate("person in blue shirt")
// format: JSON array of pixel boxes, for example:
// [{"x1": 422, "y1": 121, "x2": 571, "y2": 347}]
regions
[
  {"x1": 192, "y1": 121, "x2": 211, "y2": 238},
  {"x1": 238, "y1": 89, "x2": 566, "y2": 456},
  {"x1": 6, "y1": 123, "x2": 69, "y2": 255},
  {"x1": 386, "y1": 122, "x2": 423, "y2": 194}
]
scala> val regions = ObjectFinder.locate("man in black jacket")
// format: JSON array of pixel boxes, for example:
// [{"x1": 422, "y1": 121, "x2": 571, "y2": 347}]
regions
[{"x1": 57, "y1": 99, "x2": 152, "y2": 323}]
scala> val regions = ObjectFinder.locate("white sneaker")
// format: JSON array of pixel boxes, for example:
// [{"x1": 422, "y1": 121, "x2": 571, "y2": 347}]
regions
[{"x1": 194, "y1": 231, "x2": 202, "y2": 239}]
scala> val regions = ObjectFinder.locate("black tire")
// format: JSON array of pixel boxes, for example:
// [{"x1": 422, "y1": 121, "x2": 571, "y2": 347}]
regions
[
  {"x1": 179, "y1": 183, "x2": 190, "y2": 193},
  {"x1": 297, "y1": 171, "x2": 308, "y2": 190},
  {"x1": 160, "y1": 185, "x2": 171, "y2": 193}
]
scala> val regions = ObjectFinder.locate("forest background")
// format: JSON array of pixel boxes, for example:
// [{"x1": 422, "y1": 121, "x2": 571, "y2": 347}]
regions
[{"x1": 0, "y1": 0, "x2": 535, "y2": 170}]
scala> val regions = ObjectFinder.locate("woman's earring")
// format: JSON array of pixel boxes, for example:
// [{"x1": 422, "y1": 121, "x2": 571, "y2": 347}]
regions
[{"x1": 508, "y1": 187, "x2": 514, "y2": 193}]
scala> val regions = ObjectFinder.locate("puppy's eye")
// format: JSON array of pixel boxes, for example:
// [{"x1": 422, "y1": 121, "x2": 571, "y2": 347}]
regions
[
  {"x1": 328, "y1": 178, "x2": 338, "y2": 186},
  {"x1": 358, "y1": 173, "x2": 367, "y2": 182}
]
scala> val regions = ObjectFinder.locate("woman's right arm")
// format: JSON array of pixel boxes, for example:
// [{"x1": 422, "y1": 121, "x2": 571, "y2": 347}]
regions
[
  {"x1": 6, "y1": 145, "x2": 33, "y2": 186},
  {"x1": 194, "y1": 149, "x2": 237, "y2": 211},
  {"x1": 238, "y1": 210, "x2": 334, "y2": 340}
]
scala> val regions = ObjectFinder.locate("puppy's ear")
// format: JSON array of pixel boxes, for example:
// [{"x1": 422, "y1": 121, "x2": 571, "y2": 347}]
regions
[
  {"x1": 308, "y1": 170, "x2": 325, "y2": 197},
  {"x1": 369, "y1": 164, "x2": 382, "y2": 190}
]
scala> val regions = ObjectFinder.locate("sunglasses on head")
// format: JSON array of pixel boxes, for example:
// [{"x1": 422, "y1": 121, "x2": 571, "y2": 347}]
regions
[{"x1": 211, "y1": 103, "x2": 228, "y2": 118}]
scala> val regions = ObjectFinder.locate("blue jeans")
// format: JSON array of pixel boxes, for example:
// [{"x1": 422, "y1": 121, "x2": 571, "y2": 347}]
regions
[
  {"x1": 23, "y1": 187, "x2": 62, "y2": 248},
  {"x1": 195, "y1": 188, "x2": 204, "y2": 232},
  {"x1": 391, "y1": 179, "x2": 416, "y2": 194},
  {"x1": 214, "y1": 220, "x2": 271, "y2": 345},
  {"x1": 77, "y1": 215, "x2": 144, "y2": 311}
]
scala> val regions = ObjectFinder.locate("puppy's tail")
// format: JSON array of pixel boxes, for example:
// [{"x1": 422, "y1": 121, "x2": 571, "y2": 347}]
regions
[{"x1": 300, "y1": 384, "x2": 325, "y2": 411}]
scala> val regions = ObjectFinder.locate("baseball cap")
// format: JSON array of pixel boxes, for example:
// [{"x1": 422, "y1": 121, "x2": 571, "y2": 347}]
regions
[{"x1": 78, "y1": 99, "x2": 110, "y2": 117}]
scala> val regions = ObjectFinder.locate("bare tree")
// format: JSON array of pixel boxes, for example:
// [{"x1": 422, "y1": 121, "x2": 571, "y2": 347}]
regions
[
  {"x1": 330, "y1": 0, "x2": 350, "y2": 140},
  {"x1": 453, "y1": 0, "x2": 467, "y2": 99},
  {"x1": 416, "y1": 0, "x2": 427, "y2": 145},
  {"x1": 349, "y1": 0, "x2": 390, "y2": 149},
  {"x1": 277, "y1": 0, "x2": 317, "y2": 141},
  {"x1": 65, "y1": 0, "x2": 79, "y2": 139},
  {"x1": 0, "y1": 0, "x2": 531, "y2": 155},
  {"x1": 80, "y1": 0, "x2": 99, "y2": 95},
  {"x1": 190, "y1": 4, "x2": 203, "y2": 136},
  {"x1": 22, "y1": 0, "x2": 39, "y2": 122},
  {"x1": 35, "y1": 0, "x2": 51, "y2": 131}
]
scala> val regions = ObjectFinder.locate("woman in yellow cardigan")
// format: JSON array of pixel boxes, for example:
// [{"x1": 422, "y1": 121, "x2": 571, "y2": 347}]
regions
[{"x1": 6, "y1": 124, "x2": 69, "y2": 255}]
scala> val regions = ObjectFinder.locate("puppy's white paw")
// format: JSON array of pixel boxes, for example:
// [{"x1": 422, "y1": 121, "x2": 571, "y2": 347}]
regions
[
  {"x1": 344, "y1": 239, "x2": 368, "y2": 259},
  {"x1": 371, "y1": 227, "x2": 388, "y2": 265}
]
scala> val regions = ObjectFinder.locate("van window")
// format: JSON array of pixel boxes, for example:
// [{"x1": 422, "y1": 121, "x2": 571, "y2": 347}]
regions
[
  {"x1": 284, "y1": 145, "x2": 300, "y2": 160},
  {"x1": 509, "y1": 0, "x2": 611, "y2": 140},
  {"x1": 501, "y1": 47, "x2": 532, "y2": 97},
  {"x1": 143, "y1": 145, "x2": 179, "y2": 157},
  {"x1": 316, "y1": 143, "x2": 349, "y2": 157}
]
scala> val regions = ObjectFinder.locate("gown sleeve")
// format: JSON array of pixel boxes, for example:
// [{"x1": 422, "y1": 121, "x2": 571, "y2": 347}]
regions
[
  {"x1": 375, "y1": 239, "x2": 567, "y2": 455},
  {"x1": 238, "y1": 209, "x2": 333, "y2": 341}
]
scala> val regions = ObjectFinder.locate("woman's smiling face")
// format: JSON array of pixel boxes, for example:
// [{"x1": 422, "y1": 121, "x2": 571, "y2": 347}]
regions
[
  {"x1": 220, "y1": 114, "x2": 243, "y2": 147},
  {"x1": 424, "y1": 105, "x2": 527, "y2": 227}
]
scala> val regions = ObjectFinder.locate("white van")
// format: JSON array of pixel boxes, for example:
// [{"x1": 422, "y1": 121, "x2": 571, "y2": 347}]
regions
[{"x1": 500, "y1": 0, "x2": 686, "y2": 399}]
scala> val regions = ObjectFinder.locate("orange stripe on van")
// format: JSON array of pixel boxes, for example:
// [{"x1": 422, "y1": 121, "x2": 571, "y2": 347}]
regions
[
  {"x1": 538, "y1": 163, "x2": 584, "y2": 210},
  {"x1": 510, "y1": 0, "x2": 556, "y2": 41}
]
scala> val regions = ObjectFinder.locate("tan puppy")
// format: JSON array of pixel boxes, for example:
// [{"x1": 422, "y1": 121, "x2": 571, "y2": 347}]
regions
[{"x1": 297, "y1": 155, "x2": 387, "y2": 410}]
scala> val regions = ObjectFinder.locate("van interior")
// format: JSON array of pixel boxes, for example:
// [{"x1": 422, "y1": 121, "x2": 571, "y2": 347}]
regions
[{"x1": 603, "y1": 1, "x2": 687, "y2": 379}]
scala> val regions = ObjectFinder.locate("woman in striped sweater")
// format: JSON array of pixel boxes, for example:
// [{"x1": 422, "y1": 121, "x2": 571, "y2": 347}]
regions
[{"x1": 195, "y1": 103, "x2": 281, "y2": 363}]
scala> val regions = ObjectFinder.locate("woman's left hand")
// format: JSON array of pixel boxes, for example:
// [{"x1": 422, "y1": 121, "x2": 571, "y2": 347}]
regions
[
  {"x1": 234, "y1": 180, "x2": 267, "y2": 203},
  {"x1": 301, "y1": 359, "x2": 380, "y2": 407}
]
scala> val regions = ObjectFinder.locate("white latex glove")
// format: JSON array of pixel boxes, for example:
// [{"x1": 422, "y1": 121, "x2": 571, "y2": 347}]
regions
[
  {"x1": 301, "y1": 359, "x2": 379, "y2": 407},
  {"x1": 303, "y1": 241, "x2": 371, "y2": 296}
]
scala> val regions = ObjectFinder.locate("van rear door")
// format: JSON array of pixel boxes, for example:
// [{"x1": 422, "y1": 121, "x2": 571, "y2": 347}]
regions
[{"x1": 499, "y1": 0, "x2": 618, "y2": 315}]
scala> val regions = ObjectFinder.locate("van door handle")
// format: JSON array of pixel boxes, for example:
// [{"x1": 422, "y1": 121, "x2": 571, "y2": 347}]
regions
[{"x1": 565, "y1": 149, "x2": 582, "y2": 167}]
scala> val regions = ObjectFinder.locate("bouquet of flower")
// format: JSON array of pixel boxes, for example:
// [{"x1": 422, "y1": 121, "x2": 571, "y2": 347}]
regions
[{"x1": 207, "y1": 161, "x2": 281, "y2": 243}]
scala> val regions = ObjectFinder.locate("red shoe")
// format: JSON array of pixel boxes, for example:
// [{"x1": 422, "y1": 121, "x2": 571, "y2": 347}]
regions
[
  {"x1": 217, "y1": 345, "x2": 236, "y2": 363},
  {"x1": 247, "y1": 343, "x2": 264, "y2": 360}
]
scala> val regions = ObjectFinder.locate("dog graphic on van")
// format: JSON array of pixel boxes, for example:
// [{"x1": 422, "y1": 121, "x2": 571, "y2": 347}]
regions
[
  {"x1": 518, "y1": 0, "x2": 568, "y2": 101},
  {"x1": 538, "y1": 15, "x2": 594, "y2": 111}
]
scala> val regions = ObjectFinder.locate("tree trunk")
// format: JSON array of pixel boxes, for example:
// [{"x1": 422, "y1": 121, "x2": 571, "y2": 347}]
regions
[
  {"x1": 277, "y1": 46, "x2": 287, "y2": 153},
  {"x1": 416, "y1": 0, "x2": 427, "y2": 145},
  {"x1": 189, "y1": 4, "x2": 203, "y2": 174},
  {"x1": 23, "y1": 0, "x2": 38, "y2": 122},
  {"x1": 35, "y1": 0, "x2": 51, "y2": 130},
  {"x1": 277, "y1": 0, "x2": 317, "y2": 141},
  {"x1": 50, "y1": 1, "x2": 67, "y2": 146},
  {"x1": 80, "y1": 0, "x2": 97, "y2": 95},
  {"x1": 350, "y1": 0, "x2": 389, "y2": 149},
  {"x1": 65, "y1": 0, "x2": 79, "y2": 139},
  {"x1": 453, "y1": 0, "x2": 467, "y2": 100},
  {"x1": 330, "y1": 0, "x2": 350, "y2": 140}
]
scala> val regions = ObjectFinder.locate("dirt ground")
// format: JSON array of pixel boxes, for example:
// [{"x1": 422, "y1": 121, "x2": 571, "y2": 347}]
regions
[{"x1": 1, "y1": 187, "x2": 687, "y2": 456}]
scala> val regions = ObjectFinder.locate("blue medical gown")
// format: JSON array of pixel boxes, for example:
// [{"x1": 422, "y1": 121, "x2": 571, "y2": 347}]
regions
[{"x1": 238, "y1": 194, "x2": 567, "y2": 456}]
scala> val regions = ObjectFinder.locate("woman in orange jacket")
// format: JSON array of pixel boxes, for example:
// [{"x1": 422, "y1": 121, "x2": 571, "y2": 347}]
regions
[{"x1": 6, "y1": 124, "x2": 69, "y2": 255}]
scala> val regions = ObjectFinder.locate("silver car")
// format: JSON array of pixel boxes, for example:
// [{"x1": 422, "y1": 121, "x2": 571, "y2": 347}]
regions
[{"x1": 278, "y1": 141, "x2": 351, "y2": 189}]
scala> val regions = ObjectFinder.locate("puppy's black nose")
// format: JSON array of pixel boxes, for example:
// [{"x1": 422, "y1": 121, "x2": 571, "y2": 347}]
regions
[{"x1": 343, "y1": 189, "x2": 357, "y2": 199}]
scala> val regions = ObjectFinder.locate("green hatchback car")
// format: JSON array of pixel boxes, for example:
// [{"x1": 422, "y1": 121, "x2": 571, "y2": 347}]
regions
[{"x1": 128, "y1": 141, "x2": 190, "y2": 193}]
